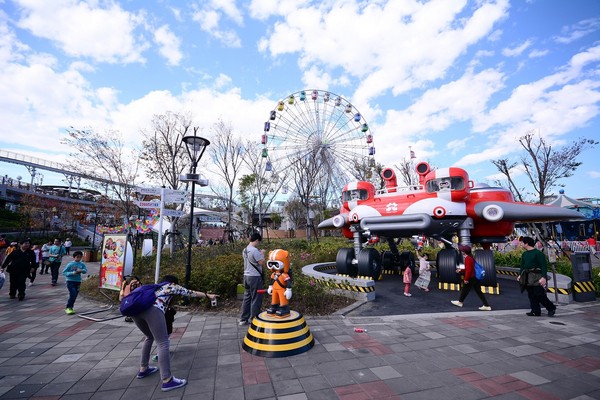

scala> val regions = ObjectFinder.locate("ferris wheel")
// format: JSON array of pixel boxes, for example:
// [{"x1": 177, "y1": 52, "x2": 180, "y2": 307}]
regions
[{"x1": 260, "y1": 89, "x2": 375, "y2": 203}]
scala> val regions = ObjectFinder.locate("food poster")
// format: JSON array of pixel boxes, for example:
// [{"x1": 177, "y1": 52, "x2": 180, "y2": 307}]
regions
[{"x1": 99, "y1": 234, "x2": 127, "y2": 291}]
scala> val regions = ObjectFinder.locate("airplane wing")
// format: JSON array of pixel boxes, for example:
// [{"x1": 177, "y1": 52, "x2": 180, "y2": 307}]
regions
[{"x1": 474, "y1": 201, "x2": 584, "y2": 222}]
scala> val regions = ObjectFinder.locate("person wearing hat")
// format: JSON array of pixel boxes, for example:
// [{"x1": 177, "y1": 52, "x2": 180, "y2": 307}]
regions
[
  {"x1": 450, "y1": 244, "x2": 491, "y2": 311},
  {"x1": 0, "y1": 239, "x2": 36, "y2": 300}
]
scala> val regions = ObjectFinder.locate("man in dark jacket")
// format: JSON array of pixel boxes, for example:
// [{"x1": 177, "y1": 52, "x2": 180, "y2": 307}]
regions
[{"x1": 1, "y1": 238, "x2": 36, "y2": 300}]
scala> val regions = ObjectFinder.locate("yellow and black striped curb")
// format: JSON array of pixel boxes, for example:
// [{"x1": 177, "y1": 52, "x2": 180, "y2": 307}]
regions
[
  {"x1": 573, "y1": 281, "x2": 596, "y2": 293},
  {"x1": 481, "y1": 285, "x2": 500, "y2": 295},
  {"x1": 438, "y1": 282, "x2": 462, "y2": 291},
  {"x1": 437, "y1": 282, "x2": 500, "y2": 294},
  {"x1": 497, "y1": 269, "x2": 520, "y2": 277},
  {"x1": 242, "y1": 310, "x2": 314, "y2": 358},
  {"x1": 303, "y1": 263, "x2": 376, "y2": 295},
  {"x1": 547, "y1": 286, "x2": 571, "y2": 295},
  {"x1": 314, "y1": 276, "x2": 375, "y2": 293}
]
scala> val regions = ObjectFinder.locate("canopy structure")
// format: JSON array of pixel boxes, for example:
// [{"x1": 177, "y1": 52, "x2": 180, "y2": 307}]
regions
[
  {"x1": 545, "y1": 190, "x2": 599, "y2": 241},
  {"x1": 546, "y1": 190, "x2": 599, "y2": 209}
]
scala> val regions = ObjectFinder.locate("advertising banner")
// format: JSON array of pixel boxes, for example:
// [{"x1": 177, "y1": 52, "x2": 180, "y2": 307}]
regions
[{"x1": 99, "y1": 234, "x2": 128, "y2": 291}]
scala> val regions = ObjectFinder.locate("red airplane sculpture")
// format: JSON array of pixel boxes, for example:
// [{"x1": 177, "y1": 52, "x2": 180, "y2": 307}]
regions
[{"x1": 318, "y1": 162, "x2": 583, "y2": 286}]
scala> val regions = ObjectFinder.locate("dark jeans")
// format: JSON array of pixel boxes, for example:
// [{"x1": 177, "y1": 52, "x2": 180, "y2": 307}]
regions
[
  {"x1": 458, "y1": 278, "x2": 490, "y2": 306},
  {"x1": 526, "y1": 285, "x2": 556, "y2": 315},
  {"x1": 41, "y1": 259, "x2": 49, "y2": 273},
  {"x1": 66, "y1": 281, "x2": 81, "y2": 309},
  {"x1": 240, "y1": 275, "x2": 264, "y2": 322},
  {"x1": 50, "y1": 261, "x2": 62, "y2": 284},
  {"x1": 9, "y1": 272, "x2": 27, "y2": 299}
]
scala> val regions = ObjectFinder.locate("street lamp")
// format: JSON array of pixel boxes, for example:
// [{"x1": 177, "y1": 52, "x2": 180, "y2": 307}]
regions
[{"x1": 180, "y1": 129, "x2": 210, "y2": 289}]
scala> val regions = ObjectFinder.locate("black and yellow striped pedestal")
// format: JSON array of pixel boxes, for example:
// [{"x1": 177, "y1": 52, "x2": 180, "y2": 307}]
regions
[{"x1": 242, "y1": 310, "x2": 314, "y2": 358}]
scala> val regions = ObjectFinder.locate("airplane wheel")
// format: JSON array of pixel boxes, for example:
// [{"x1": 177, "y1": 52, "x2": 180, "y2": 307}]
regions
[
  {"x1": 357, "y1": 248, "x2": 382, "y2": 280},
  {"x1": 474, "y1": 249, "x2": 497, "y2": 286},
  {"x1": 336, "y1": 248, "x2": 356, "y2": 277},
  {"x1": 437, "y1": 248, "x2": 461, "y2": 284},
  {"x1": 381, "y1": 251, "x2": 397, "y2": 273}
]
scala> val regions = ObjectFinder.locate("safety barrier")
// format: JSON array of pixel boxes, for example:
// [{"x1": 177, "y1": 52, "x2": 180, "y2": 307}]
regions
[
  {"x1": 303, "y1": 262, "x2": 572, "y2": 303},
  {"x1": 498, "y1": 266, "x2": 573, "y2": 304},
  {"x1": 302, "y1": 262, "x2": 376, "y2": 301}
]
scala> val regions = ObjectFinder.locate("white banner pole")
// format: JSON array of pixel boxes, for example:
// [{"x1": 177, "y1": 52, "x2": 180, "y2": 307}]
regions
[{"x1": 154, "y1": 187, "x2": 166, "y2": 284}]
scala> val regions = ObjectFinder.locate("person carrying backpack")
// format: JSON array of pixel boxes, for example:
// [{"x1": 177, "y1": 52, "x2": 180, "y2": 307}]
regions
[
  {"x1": 450, "y1": 245, "x2": 491, "y2": 311},
  {"x1": 124, "y1": 277, "x2": 218, "y2": 392}
]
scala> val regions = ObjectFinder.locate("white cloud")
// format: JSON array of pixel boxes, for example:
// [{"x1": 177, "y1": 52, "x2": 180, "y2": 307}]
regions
[
  {"x1": 257, "y1": 0, "x2": 510, "y2": 103},
  {"x1": 154, "y1": 25, "x2": 183, "y2": 66},
  {"x1": 192, "y1": 1, "x2": 243, "y2": 47},
  {"x1": 474, "y1": 44, "x2": 600, "y2": 134},
  {"x1": 502, "y1": 40, "x2": 532, "y2": 57},
  {"x1": 554, "y1": 17, "x2": 600, "y2": 44},
  {"x1": 528, "y1": 48, "x2": 548, "y2": 58},
  {"x1": 14, "y1": 0, "x2": 149, "y2": 64},
  {"x1": 589, "y1": 171, "x2": 600, "y2": 179}
]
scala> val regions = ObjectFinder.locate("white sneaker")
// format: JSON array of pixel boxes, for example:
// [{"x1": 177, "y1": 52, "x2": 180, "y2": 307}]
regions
[
  {"x1": 403, "y1": 293, "x2": 412, "y2": 297},
  {"x1": 451, "y1": 300, "x2": 463, "y2": 307},
  {"x1": 479, "y1": 305, "x2": 492, "y2": 311},
  {"x1": 27, "y1": 282, "x2": 33, "y2": 287}
]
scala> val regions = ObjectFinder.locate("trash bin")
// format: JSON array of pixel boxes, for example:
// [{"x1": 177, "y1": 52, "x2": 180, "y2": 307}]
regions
[
  {"x1": 83, "y1": 248, "x2": 97, "y2": 263},
  {"x1": 571, "y1": 252, "x2": 596, "y2": 302}
]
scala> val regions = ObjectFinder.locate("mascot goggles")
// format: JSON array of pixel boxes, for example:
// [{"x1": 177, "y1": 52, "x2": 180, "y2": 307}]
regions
[{"x1": 267, "y1": 260, "x2": 284, "y2": 271}]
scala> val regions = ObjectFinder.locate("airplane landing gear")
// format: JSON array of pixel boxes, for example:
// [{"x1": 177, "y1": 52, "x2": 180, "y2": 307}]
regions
[
  {"x1": 336, "y1": 248, "x2": 356, "y2": 276},
  {"x1": 437, "y1": 248, "x2": 461, "y2": 284},
  {"x1": 357, "y1": 248, "x2": 382, "y2": 280},
  {"x1": 335, "y1": 247, "x2": 382, "y2": 280}
]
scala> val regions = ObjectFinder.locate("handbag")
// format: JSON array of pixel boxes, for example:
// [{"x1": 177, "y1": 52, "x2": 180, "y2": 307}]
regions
[{"x1": 527, "y1": 269, "x2": 543, "y2": 286}]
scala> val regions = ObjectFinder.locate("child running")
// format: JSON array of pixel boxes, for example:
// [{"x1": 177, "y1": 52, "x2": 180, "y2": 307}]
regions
[{"x1": 62, "y1": 250, "x2": 87, "y2": 315}]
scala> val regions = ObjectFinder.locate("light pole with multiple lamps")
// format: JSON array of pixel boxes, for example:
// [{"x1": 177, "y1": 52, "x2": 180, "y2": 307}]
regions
[{"x1": 180, "y1": 129, "x2": 210, "y2": 289}]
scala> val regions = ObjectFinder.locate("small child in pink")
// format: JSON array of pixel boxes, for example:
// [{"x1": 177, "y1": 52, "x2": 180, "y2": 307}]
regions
[{"x1": 403, "y1": 266, "x2": 412, "y2": 297}]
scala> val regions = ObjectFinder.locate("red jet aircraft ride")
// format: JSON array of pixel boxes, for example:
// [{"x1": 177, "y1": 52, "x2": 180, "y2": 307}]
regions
[{"x1": 318, "y1": 162, "x2": 583, "y2": 286}]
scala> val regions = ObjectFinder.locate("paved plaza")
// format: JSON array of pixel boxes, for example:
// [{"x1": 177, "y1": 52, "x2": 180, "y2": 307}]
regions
[{"x1": 1, "y1": 256, "x2": 600, "y2": 399}]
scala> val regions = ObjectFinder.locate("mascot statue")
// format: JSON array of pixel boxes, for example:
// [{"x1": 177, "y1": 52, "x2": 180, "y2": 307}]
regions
[{"x1": 266, "y1": 249, "x2": 292, "y2": 317}]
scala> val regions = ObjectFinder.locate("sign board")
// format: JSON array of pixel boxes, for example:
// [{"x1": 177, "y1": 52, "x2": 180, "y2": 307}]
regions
[
  {"x1": 135, "y1": 187, "x2": 162, "y2": 195},
  {"x1": 164, "y1": 195, "x2": 187, "y2": 204},
  {"x1": 162, "y1": 209, "x2": 185, "y2": 217},
  {"x1": 99, "y1": 234, "x2": 128, "y2": 291},
  {"x1": 134, "y1": 201, "x2": 161, "y2": 208},
  {"x1": 165, "y1": 189, "x2": 189, "y2": 196},
  {"x1": 199, "y1": 215, "x2": 222, "y2": 222}
]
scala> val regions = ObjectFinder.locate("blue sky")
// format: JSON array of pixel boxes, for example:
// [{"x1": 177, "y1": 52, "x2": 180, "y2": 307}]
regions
[{"x1": 1, "y1": 0, "x2": 599, "y2": 201}]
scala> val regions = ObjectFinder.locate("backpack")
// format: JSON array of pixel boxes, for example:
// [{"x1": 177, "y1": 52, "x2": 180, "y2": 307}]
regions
[
  {"x1": 474, "y1": 261, "x2": 485, "y2": 280},
  {"x1": 119, "y1": 282, "x2": 168, "y2": 317}
]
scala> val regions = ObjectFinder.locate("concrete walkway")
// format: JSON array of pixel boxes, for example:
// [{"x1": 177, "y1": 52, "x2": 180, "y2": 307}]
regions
[{"x1": 0, "y1": 256, "x2": 600, "y2": 399}]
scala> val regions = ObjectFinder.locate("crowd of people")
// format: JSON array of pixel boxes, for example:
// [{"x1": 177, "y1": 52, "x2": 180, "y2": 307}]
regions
[{"x1": 0, "y1": 236, "x2": 81, "y2": 307}]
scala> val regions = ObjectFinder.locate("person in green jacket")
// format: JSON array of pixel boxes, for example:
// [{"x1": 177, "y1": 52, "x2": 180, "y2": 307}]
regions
[
  {"x1": 519, "y1": 236, "x2": 556, "y2": 317},
  {"x1": 62, "y1": 251, "x2": 87, "y2": 315}
]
